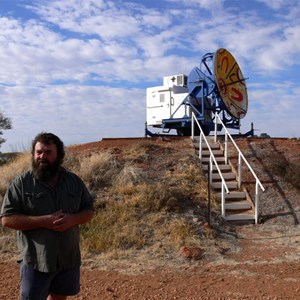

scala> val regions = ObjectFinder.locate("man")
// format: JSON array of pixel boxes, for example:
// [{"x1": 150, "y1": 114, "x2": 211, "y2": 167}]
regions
[{"x1": 1, "y1": 132, "x2": 94, "y2": 300}]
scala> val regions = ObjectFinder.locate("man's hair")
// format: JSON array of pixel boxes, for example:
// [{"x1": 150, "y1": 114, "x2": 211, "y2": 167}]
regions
[{"x1": 31, "y1": 132, "x2": 65, "y2": 164}]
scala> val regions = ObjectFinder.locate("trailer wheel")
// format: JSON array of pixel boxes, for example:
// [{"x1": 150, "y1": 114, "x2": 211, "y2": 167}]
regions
[
  {"x1": 201, "y1": 126, "x2": 210, "y2": 136},
  {"x1": 176, "y1": 126, "x2": 210, "y2": 136},
  {"x1": 176, "y1": 128, "x2": 191, "y2": 136}
]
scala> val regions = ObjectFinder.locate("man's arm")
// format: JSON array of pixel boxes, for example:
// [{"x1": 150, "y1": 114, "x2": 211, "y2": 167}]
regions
[
  {"x1": 1, "y1": 210, "x2": 65, "y2": 231},
  {"x1": 52, "y1": 209, "x2": 94, "y2": 232},
  {"x1": 1, "y1": 209, "x2": 94, "y2": 232}
]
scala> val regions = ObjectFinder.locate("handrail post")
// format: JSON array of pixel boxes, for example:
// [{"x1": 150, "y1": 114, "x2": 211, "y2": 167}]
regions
[
  {"x1": 238, "y1": 153, "x2": 242, "y2": 189},
  {"x1": 207, "y1": 161, "x2": 211, "y2": 227},
  {"x1": 255, "y1": 181, "x2": 259, "y2": 224},
  {"x1": 191, "y1": 114, "x2": 194, "y2": 139},
  {"x1": 221, "y1": 183, "x2": 225, "y2": 217},
  {"x1": 199, "y1": 133, "x2": 202, "y2": 160},
  {"x1": 209, "y1": 156, "x2": 213, "y2": 187},
  {"x1": 224, "y1": 131, "x2": 228, "y2": 164},
  {"x1": 214, "y1": 112, "x2": 218, "y2": 143}
]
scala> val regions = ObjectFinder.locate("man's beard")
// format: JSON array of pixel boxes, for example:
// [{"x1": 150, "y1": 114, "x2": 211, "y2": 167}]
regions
[{"x1": 32, "y1": 158, "x2": 61, "y2": 182}]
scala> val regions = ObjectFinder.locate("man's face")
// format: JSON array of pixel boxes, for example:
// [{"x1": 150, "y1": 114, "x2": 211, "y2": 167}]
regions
[
  {"x1": 34, "y1": 142, "x2": 58, "y2": 166},
  {"x1": 32, "y1": 142, "x2": 60, "y2": 181}
]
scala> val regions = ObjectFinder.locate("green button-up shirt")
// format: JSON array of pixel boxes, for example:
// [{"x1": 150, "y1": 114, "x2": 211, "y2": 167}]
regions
[{"x1": 1, "y1": 168, "x2": 93, "y2": 273}]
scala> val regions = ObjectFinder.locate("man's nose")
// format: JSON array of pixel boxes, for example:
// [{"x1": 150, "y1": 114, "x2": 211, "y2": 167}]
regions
[{"x1": 39, "y1": 152, "x2": 46, "y2": 159}]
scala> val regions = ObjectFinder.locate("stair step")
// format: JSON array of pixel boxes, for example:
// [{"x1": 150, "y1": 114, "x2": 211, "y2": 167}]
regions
[
  {"x1": 225, "y1": 201, "x2": 252, "y2": 210},
  {"x1": 193, "y1": 142, "x2": 220, "y2": 150},
  {"x1": 202, "y1": 164, "x2": 232, "y2": 172},
  {"x1": 204, "y1": 144, "x2": 220, "y2": 150},
  {"x1": 201, "y1": 157, "x2": 225, "y2": 164},
  {"x1": 212, "y1": 181, "x2": 238, "y2": 190},
  {"x1": 193, "y1": 136, "x2": 260, "y2": 225},
  {"x1": 217, "y1": 191, "x2": 246, "y2": 200},
  {"x1": 224, "y1": 213, "x2": 255, "y2": 222},
  {"x1": 201, "y1": 150, "x2": 224, "y2": 157},
  {"x1": 212, "y1": 172, "x2": 236, "y2": 181}
]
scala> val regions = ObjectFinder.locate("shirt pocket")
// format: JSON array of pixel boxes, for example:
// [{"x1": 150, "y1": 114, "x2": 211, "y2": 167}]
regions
[
  {"x1": 63, "y1": 190, "x2": 81, "y2": 213},
  {"x1": 24, "y1": 192, "x2": 51, "y2": 215}
]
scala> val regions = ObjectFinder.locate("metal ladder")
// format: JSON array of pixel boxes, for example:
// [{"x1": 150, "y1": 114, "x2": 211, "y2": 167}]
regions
[
  {"x1": 194, "y1": 136, "x2": 257, "y2": 223},
  {"x1": 191, "y1": 113, "x2": 265, "y2": 224}
]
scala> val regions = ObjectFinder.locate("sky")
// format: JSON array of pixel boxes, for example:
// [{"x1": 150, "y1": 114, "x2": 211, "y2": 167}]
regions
[{"x1": 0, "y1": 0, "x2": 299, "y2": 152}]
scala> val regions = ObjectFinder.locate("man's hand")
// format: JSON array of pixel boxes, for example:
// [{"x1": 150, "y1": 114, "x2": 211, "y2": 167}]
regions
[
  {"x1": 52, "y1": 212, "x2": 74, "y2": 232},
  {"x1": 52, "y1": 210, "x2": 94, "y2": 232},
  {"x1": 1, "y1": 209, "x2": 94, "y2": 232},
  {"x1": 41, "y1": 210, "x2": 66, "y2": 231},
  {"x1": 1, "y1": 210, "x2": 64, "y2": 231}
]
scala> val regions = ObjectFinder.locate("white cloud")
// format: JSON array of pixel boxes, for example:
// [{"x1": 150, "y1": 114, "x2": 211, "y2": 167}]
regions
[
  {"x1": 257, "y1": 0, "x2": 293, "y2": 11},
  {"x1": 1, "y1": 0, "x2": 300, "y2": 152},
  {"x1": 244, "y1": 81, "x2": 300, "y2": 138},
  {"x1": 1, "y1": 84, "x2": 145, "y2": 151},
  {"x1": 166, "y1": 0, "x2": 224, "y2": 10}
]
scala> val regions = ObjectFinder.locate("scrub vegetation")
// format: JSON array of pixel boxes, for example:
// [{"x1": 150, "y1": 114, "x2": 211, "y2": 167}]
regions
[
  {"x1": 0, "y1": 137, "x2": 299, "y2": 265},
  {"x1": 0, "y1": 138, "x2": 225, "y2": 262},
  {"x1": 65, "y1": 139, "x2": 223, "y2": 259}
]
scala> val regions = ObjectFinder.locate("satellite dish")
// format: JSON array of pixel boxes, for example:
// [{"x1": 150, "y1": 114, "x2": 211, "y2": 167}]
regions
[
  {"x1": 146, "y1": 48, "x2": 251, "y2": 137},
  {"x1": 214, "y1": 48, "x2": 248, "y2": 119}
]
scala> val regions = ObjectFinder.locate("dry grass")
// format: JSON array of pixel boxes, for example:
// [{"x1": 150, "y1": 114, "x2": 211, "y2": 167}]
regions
[
  {"x1": 0, "y1": 152, "x2": 31, "y2": 253},
  {"x1": 0, "y1": 152, "x2": 31, "y2": 198},
  {"x1": 76, "y1": 140, "x2": 223, "y2": 259},
  {"x1": 0, "y1": 139, "x2": 228, "y2": 264},
  {"x1": 70, "y1": 152, "x2": 122, "y2": 189},
  {"x1": 260, "y1": 148, "x2": 300, "y2": 190},
  {"x1": 269, "y1": 157, "x2": 300, "y2": 190}
]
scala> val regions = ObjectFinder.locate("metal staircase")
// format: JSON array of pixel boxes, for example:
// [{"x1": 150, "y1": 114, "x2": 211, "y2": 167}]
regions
[
  {"x1": 191, "y1": 113, "x2": 265, "y2": 224},
  {"x1": 195, "y1": 137, "x2": 255, "y2": 223}
]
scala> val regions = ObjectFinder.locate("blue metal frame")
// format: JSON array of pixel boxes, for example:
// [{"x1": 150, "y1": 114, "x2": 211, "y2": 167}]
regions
[
  {"x1": 165, "y1": 52, "x2": 242, "y2": 133},
  {"x1": 146, "y1": 50, "x2": 248, "y2": 137}
]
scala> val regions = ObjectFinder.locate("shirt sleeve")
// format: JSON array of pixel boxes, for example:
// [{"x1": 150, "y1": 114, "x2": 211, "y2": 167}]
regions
[
  {"x1": 68, "y1": 172, "x2": 94, "y2": 212},
  {"x1": 1, "y1": 176, "x2": 24, "y2": 217},
  {"x1": 79, "y1": 177, "x2": 94, "y2": 211}
]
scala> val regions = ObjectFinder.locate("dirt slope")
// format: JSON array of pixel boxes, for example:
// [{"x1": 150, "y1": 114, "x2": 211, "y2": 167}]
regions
[{"x1": 0, "y1": 136, "x2": 300, "y2": 299}]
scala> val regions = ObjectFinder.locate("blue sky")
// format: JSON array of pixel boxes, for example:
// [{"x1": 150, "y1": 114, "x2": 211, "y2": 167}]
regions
[{"x1": 0, "y1": 0, "x2": 299, "y2": 152}]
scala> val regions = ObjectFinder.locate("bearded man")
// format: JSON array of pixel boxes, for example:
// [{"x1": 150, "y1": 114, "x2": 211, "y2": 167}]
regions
[{"x1": 1, "y1": 132, "x2": 94, "y2": 300}]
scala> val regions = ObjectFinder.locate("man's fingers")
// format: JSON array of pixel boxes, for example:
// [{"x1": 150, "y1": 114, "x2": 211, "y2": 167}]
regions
[
  {"x1": 53, "y1": 216, "x2": 64, "y2": 225},
  {"x1": 54, "y1": 210, "x2": 64, "y2": 217}
]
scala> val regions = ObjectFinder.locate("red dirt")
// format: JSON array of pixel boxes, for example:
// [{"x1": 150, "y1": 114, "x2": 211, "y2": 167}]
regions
[{"x1": 1, "y1": 136, "x2": 300, "y2": 299}]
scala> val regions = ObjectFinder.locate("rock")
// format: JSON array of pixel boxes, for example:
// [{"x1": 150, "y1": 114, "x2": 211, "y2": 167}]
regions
[{"x1": 179, "y1": 246, "x2": 203, "y2": 260}]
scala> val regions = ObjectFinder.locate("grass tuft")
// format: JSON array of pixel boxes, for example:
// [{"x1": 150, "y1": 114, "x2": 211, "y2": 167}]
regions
[{"x1": 0, "y1": 138, "x2": 233, "y2": 263}]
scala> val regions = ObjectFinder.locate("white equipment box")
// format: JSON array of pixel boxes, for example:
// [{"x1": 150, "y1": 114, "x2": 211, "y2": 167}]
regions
[{"x1": 146, "y1": 74, "x2": 190, "y2": 126}]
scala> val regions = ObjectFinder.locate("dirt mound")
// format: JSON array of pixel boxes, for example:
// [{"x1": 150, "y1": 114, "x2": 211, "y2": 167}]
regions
[
  {"x1": 234, "y1": 137, "x2": 300, "y2": 225},
  {"x1": 1, "y1": 136, "x2": 300, "y2": 299}
]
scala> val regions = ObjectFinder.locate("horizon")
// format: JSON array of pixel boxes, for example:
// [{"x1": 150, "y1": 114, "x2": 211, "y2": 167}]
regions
[{"x1": 1, "y1": 0, "x2": 300, "y2": 152}]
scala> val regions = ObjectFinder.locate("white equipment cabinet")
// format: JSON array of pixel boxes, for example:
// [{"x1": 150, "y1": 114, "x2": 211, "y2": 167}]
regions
[{"x1": 146, "y1": 74, "x2": 189, "y2": 127}]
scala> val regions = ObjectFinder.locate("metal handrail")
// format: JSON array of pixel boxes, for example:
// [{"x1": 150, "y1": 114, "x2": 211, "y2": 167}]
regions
[
  {"x1": 214, "y1": 113, "x2": 265, "y2": 224},
  {"x1": 191, "y1": 112, "x2": 229, "y2": 217}
]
